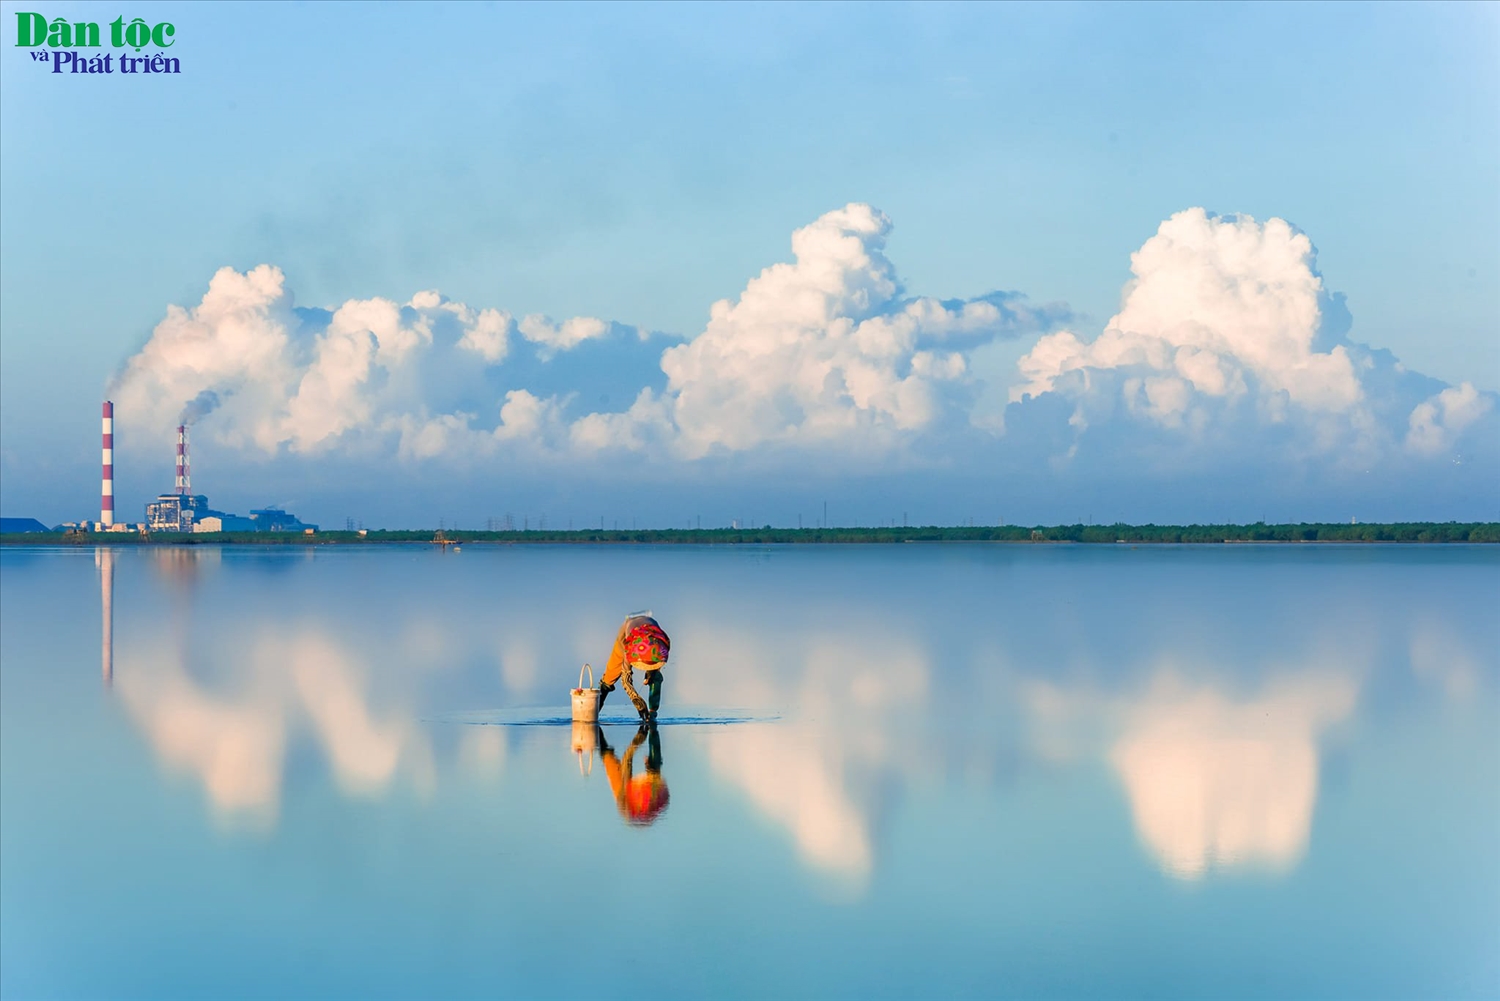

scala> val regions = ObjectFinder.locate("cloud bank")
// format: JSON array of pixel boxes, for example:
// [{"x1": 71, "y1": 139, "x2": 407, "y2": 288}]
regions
[
  {"x1": 109, "y1": 203, "x2": 1496, "y2": 521},
  {"x1": 1008, "y1": 208, "x2": 1492, "y2": 467}
]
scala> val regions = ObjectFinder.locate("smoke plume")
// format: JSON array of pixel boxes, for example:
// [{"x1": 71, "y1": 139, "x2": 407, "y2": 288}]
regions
[{"x1": 179, "y1": 389, "x2": 223, "y2": 426}]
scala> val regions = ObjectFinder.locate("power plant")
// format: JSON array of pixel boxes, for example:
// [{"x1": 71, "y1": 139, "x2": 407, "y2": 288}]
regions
[
  {"x1": 92, "y1": 400, "x2": 316, "y2": 534},
  {"x1": 144, "y1": 423, "x2": 220, "y2": 531}
]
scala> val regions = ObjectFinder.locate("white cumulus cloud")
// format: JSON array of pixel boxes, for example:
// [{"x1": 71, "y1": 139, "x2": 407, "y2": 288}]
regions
[
  {"x1": 1406, "y1": 382, "x2": 1491, "y2": 455},
  {"x1": 455, "y1": 306, "x2": 513, "y2": 363},
  {"x1": 112, "y1": 270, "x2": 618, "y2": 460},
  {"x1": 518, "y1": 314, "x2": 611, "y2": 356},
  {"x1": 1012, "y1": 209, "x2": 1360, "y2": 415},
  {"x1": 1003, "y1": 208, "x2": 1497, "y2": 474},
  {"x1": 653, "y1": 203, "x2": 1050, "y2": 457},
  {"x1": 106, "y1": 203, "x2": 1494, "y2": 519}
]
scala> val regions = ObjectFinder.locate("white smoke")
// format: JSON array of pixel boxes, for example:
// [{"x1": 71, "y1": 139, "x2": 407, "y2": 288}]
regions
[
  {"x1": 110, "y1": 266, "x2": 616, "y2": 458},
  {"x1": 113, "y1": 265, "x2": 296, "y2": 452},
  {"x1": 178, "y1": 389, "x2": 224, "y2": 426}
]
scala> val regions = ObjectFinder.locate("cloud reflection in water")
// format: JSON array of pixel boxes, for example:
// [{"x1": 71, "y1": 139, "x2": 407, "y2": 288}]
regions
[
  {"x1": 117, "y1": 630, "x2": 433, "y2": 827},
  {"x1": 110, "y1": 598, "x2": 1369, "y2": 886},
  {"x1": 1026, "y1": 669, "x2": 1359, "y2": 880},
  {"x1": 678, "y1": 625, "x2": 930, "y2": 884},
  {"x1": 95, "y1": 545, "x2": 1489, "y2": 897}
]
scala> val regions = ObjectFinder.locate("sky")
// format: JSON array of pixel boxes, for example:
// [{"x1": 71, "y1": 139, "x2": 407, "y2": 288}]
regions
[{"x1": 0, "y1": 1, "x2": 1496, "y2": 528}]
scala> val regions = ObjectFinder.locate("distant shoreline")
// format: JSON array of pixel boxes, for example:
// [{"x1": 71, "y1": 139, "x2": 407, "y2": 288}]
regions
[{"x1": 3, "y1": 523, "x2": 1497, "y2": 545}]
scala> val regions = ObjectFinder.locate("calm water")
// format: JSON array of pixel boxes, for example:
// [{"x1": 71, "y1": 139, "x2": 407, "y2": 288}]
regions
[{"x1": 1, "y1": 543, "x2": 1496, "y2": 999}]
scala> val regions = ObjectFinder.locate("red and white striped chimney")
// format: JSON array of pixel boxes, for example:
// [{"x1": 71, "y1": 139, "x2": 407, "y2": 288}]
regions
[
  {"x1": 101, "y1": 401, "x2": 115, "y2": 527},
  {"x1": 175, "y1": 424, "x2": 190, "y2": 495}
]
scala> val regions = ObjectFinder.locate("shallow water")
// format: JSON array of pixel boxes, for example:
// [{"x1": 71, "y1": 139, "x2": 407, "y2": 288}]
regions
[{"x1": 1, "y1": 543, "x2": 1496, "y2": 999}]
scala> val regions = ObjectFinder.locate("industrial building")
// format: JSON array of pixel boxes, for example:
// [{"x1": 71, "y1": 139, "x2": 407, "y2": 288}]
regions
[
  {"x1": 92, "y1": 401, "x2": 316, "y2": 534},
  {"x1": 142, "y1": 423, "x2": 316, "y2": 533}
]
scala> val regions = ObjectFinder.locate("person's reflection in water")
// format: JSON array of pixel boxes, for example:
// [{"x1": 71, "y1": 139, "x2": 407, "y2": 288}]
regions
[{"x1": 596, "y1": 725, "x2": 670, "y2": 826}]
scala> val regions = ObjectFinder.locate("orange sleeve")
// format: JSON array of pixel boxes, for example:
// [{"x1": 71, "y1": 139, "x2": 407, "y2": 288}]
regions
[{"x1": 600, "y1": 619, "x2": 631, "y2": 686}]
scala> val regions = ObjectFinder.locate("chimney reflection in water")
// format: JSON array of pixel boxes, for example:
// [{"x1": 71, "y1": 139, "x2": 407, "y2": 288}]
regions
[{"x1": 97, "y1": 547, "x2": 115, "y2": 687}]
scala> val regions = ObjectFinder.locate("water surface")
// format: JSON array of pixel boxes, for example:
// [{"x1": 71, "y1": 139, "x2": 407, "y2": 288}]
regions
[{"x1": 2, "y1": 543, "x2": 1496, "y2": 998}]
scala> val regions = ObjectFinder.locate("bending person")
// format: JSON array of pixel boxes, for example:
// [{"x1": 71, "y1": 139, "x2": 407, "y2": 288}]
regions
[{"x1": 597, "y1": 612, "x2": 670, "y2": 724}]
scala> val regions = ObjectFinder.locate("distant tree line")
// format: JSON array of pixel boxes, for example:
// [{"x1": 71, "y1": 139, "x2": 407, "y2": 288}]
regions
[{"x1": 5, "y1": 522, "x2": 1498, "y2": 545}]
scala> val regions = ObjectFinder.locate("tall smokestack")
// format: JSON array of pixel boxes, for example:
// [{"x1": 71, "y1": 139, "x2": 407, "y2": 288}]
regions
[
  {"x1": 101, "y1": 401, "x2": 115, "y2": 527},
  {"x1": 175, "y1": 424, "x2": 190, "y2": 495}
]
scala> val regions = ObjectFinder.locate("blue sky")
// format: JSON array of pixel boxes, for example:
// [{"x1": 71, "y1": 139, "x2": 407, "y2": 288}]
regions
[{"x1": 1, "y1": 1, "x2": 1495, "y2": 527}]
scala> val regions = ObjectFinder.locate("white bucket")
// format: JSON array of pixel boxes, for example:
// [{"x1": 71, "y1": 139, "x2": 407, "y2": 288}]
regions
[{"x1": 571, "y1": 663, "x2": 601, "y2": 723}]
